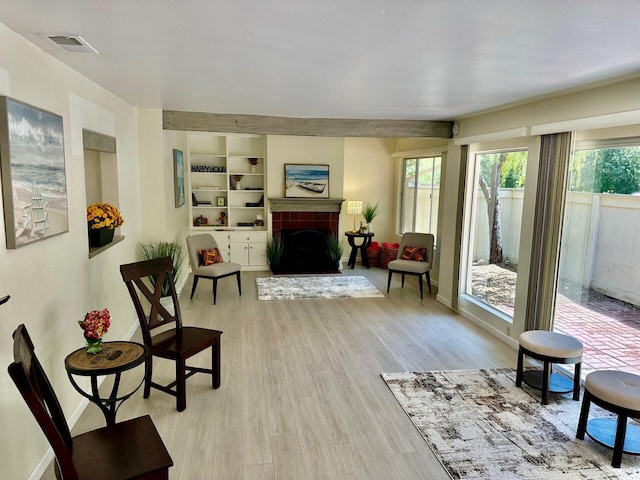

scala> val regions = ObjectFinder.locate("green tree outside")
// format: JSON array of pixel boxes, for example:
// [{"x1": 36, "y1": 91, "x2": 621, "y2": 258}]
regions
[{"x1": 570, "y1": 147, "x2": 640, "y2": 194}]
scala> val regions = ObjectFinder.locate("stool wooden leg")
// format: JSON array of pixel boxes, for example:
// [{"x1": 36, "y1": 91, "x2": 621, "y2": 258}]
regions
[
  {"x1": 573, "y1": 362, "x2": 582, "y2": 401},
  {"x1": 515, "y1": 347, "x2": 524, "y2": 388},
  {"x1": 576, "y1": 390, "x2": 591, "y2": 440},
  {"x1": 542, "y1": 361, "x2": 550, "y2": 405},
  {"x1": 612, "y1": 414, "x2": 628, "y2": 468}
]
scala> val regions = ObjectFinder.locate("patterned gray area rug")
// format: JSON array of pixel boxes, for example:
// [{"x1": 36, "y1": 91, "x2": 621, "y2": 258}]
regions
[
  {"x1": 256, "y1": 275, "x2": 384, "y2": 300},
  {"x1": 381, "y1": 368, "x2": 640, "y2": 479}
]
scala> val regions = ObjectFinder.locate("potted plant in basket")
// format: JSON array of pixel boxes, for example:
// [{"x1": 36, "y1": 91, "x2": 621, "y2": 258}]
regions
[
  {"x1": 362, "y1": 202, "x2": 380, "y2": 234},
  {"x1": 87, "y1": 203, "x2": 124, "y2": 248}
]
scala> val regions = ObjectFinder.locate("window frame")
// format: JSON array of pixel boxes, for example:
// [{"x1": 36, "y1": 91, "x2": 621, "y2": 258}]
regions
[
  {"x1": 398, "y1": 155, "x2": 442, "y2": 238},
  {"x1": 460, "y1": 142, "x2": 532, "y2": 327}
]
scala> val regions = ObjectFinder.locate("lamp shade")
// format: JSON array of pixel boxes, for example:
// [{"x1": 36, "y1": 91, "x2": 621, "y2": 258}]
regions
[{"x1": 347, "y1": 200, "x2": 363, "y2": 215}]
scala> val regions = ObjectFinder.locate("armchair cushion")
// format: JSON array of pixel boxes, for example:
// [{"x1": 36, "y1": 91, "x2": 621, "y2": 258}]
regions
[
  {"x1": 401, "y1": 246, "x2": 426, "y2": 261},
  {"x1": 200, "y1": 248, "x2": 223, "y2": 265}
]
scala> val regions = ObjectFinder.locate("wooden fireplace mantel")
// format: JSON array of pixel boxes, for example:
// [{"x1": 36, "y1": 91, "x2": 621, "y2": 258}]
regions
[{"x1": 268, "y1": 198, "x2": 345, "y2": 213}]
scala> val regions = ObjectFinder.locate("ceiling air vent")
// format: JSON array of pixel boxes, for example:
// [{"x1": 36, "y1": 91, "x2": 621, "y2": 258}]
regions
[{"x1": 40, "y1": 34, "x2": 100, "y2": 54}]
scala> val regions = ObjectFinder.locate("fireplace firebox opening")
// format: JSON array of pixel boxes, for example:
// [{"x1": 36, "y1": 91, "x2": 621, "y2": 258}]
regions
[{"x1": 280, "y1": 229, "x2": 339, "y2": 274}]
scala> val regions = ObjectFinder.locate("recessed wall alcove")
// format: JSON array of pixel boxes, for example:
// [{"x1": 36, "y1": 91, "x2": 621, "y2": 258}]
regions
[{"x1": 83, "y1": 129, "x2": 123, "y2": 257}]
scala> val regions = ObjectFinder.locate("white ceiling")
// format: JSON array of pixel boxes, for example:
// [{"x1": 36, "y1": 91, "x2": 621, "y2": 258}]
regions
[{"x1": 3, "y1": 1, "x2": 640, "y2": 121}]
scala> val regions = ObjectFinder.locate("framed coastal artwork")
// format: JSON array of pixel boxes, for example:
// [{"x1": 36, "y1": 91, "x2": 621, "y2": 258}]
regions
[
  {"x1": 284, "y1": 163, "x2": 329, "y2": 198},
  {"x1": 0, "y1": 97, "x2": 69, "y2": 249},
  {"x1": 173, "y1": 149, "x2": 185, "y2": 207}
]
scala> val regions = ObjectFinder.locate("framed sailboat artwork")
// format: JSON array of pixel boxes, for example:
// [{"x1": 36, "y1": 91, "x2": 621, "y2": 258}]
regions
[{"x1": 284, "y1": 164, "x2": 329, "y2": 199}]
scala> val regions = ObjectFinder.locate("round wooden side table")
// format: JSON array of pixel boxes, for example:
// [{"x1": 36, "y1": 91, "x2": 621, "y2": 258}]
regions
[{"x1": 65, "y1": 341, "x2": 146, "y2": 425}]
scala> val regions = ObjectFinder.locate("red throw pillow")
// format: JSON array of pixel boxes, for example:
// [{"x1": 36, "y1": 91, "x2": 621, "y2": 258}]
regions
[
  {"x1": 401, "y1": 246, "x2": 426, "y2": 261},
  {"x1": 200, "y1": 248, "x2": 223, "y2": 266}
]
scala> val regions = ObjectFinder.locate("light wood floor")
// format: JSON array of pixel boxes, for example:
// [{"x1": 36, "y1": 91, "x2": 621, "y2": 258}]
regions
[{"x1": 43, "y1": 268, "x2": 516, "y2": 480}]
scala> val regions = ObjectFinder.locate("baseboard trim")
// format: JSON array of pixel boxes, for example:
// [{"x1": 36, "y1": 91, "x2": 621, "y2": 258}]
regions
[{"x1": 459, "y1": 306, "x2": 519, "y2": 351}]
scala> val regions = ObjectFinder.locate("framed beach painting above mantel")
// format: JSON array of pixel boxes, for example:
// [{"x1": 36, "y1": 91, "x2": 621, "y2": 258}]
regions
[
  {"x1": 0, "y1": 97, "x2": 69, "y2": 248},
  {"x1": 284, "y1": 163, "x2": 329, "y2": 198}
]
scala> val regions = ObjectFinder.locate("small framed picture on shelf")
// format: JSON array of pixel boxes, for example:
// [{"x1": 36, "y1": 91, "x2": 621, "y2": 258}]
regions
[{"x1": 217, "y1": 196, "x2": 225, "y2": 206}]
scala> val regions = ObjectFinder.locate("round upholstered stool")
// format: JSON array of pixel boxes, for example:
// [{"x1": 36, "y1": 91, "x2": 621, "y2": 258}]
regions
[
  {"x1": 576, "y1": 370, "x2": 640, "y2": 468},
  {"x1": 515, "y1": 330, "x2": 583, "y2": 405}
]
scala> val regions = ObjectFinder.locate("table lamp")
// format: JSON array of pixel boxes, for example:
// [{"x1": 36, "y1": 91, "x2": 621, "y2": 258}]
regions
[{"x1": 347, "y1": 200, "x2": 363, "y2": 232}]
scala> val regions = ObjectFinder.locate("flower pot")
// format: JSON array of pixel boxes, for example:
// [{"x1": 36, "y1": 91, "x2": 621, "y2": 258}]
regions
[
  {"x1": 88, "y1": 228, "x2": 115, "y2": 248},
  {"x1": 85, "y1": 336, "x2": 103, "y2": 354}
]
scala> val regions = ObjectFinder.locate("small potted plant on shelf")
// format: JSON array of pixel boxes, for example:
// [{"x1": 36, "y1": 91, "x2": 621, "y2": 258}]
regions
[
  {"x1": 362, "y1": 202, "x2": 380, "y2": 234},
  {"x1": 266, "y1": 236, "x2": 284, "y2": 274},
  {"x1": 232, "y1": 175, "x2": 244, "y2": 190},
  {"x1": 87, "y1": 203, "x2": 124, "y2": 248}
]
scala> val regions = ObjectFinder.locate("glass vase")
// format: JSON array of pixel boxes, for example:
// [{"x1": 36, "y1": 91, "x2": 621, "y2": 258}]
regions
[{"x1": 85, "y1": 336, "x2": 103, "y2": 354}]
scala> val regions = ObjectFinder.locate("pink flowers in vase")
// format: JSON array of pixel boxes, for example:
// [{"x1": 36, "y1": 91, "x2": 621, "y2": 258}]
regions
[{"x1": 79, "y1": 309, "x2": 111, "y2": 340}]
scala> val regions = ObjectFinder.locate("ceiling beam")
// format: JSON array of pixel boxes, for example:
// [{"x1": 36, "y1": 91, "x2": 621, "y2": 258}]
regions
[{"x1": 163, "y1": 111, "x2": 453, "y2": 138}]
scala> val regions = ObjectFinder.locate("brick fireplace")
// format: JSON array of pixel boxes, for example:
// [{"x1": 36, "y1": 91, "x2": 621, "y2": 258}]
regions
[{"x1": 269, "y1": 198, "x2": 345, "y2": 273}]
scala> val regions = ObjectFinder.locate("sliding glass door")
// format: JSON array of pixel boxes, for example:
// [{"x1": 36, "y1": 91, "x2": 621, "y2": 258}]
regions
[{"x1": 554, "y1": 140, "x2": 640, "y2": 373}]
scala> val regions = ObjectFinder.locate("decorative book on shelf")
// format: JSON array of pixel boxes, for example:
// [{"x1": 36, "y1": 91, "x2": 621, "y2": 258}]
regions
[
  {"x1": 192, "y1": 193, "x2": 212, "y2": 206},
  {"x1": 246, "y1": 195, "x2": 265, "y2": 207}
]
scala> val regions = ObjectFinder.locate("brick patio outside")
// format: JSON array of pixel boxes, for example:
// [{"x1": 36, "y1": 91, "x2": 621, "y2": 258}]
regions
[{"x1": 554, "y1": 292, "x2": 640, "y2": 376}]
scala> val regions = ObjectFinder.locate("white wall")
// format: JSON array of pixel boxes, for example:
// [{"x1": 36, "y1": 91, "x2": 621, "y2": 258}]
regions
[
  {"x1": 0, "y1": 24, "x2": 146, "y2": 479},
  {"x1": 266, "y1": 135, "x2": 344, "y2": 201},
  {"x1": 343, "y1": 138, "x2": 396, "y2": 244},
  {"x1": 137, "y1": 112, "x2": 190, "y2": 285},
  {"x1": 457, "y1": 77, "x2": 640, "y2": 139}
]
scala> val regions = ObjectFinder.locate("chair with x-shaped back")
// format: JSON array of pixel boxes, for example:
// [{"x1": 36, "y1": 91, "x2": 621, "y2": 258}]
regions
[
  {"x1": 8, "y1": 323, "x2": 173, "y2": 479},
  {"x1": 120, "y1": 256, "x2": 223, "y2": 411}
]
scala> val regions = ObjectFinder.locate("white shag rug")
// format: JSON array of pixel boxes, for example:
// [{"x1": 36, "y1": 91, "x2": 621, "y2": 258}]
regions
[
  {"x1": 256, "y1": 275, "x2": 384, "y2": 300},
  {"x1": 381, "y1": 368, "x2": 640, "y2": 479}
]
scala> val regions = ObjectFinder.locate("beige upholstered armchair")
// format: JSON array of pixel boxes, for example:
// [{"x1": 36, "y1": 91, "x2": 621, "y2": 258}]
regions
[
  {"x1": 386, "y1": 232, "x2": 434, "y2": 299},
  {"x1": 186, "y1": 233, "x2": 241, "y2": 304}
]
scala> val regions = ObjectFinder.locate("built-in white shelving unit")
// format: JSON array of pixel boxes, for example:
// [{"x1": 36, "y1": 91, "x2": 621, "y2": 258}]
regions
[{"x1": 187, "y1": 133, "x2": 268, "y2": 270}]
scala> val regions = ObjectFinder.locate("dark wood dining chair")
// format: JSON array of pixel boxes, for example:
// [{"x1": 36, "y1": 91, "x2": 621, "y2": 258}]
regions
[
  {"x1": 120, "y1": 256, "x2": 223, "y2": 411},
  {"x1": 8, "y1": 324, "x2": 173, "y2": 480}
]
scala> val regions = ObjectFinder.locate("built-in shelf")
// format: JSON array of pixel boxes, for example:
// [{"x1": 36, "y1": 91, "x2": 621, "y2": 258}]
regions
[{"x1": 88, "y1": 235, "x2": 125, "y2": 258}]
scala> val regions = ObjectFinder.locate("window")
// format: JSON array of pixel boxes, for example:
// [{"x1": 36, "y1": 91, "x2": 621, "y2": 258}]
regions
[
  {"x1": 400, "y1": 156, "x2": 441, "y2": 239},
  {"x1": 463, "y1": 149, "x2": 528, "y2": 317}
]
